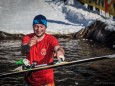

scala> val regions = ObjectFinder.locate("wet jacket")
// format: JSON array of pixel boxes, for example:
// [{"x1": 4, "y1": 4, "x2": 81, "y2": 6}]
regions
[{"x1": 22, "y1": 33, "x2": 59, "y2": 86}]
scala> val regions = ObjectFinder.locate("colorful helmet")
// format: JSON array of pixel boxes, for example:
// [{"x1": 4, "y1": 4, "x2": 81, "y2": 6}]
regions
[{"x1": 33, "y1": 14, "x2": 47, "y2": 27}]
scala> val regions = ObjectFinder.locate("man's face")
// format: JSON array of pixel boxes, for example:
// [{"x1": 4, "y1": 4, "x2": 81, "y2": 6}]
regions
[{"x1": 33, "y1": 24, "x2": 46, "y2": 37}]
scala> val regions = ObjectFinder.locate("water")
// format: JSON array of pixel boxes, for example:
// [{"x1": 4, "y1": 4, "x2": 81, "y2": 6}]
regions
[{"x1": 0, "y1": 38, "x2": 115, "y2": 86}]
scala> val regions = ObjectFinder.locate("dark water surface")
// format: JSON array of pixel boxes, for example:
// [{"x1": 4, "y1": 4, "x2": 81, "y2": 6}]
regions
[{"x1": 0, "y1": 38, "x2": 115, "y2": 86}]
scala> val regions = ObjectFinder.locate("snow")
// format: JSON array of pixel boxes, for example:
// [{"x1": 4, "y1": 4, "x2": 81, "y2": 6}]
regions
[{"x1": 0, "y1": 0, "x2": 114, "y2": 35}]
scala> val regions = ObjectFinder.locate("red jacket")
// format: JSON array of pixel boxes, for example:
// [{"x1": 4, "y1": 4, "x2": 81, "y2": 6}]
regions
[{"x1": 22, "y1": 33, "x2": 59, "y2": 86}]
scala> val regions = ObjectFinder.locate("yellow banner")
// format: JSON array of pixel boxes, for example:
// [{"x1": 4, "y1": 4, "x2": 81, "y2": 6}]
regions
[{"x1": 78, "y1": 0, "x2": 115, "y2": 16}]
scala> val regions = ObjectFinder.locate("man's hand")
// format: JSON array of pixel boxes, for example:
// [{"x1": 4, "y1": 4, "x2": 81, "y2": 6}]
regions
[
  {"x1": 54, "y1": 46, "x2": 65, "y2": 61},
  {"x1": 28, "y1": 36, "x2": 38, "y2": 47},
  {"x1": 21, "y1": 36, "x2": 38, "y2": 54},
  {"x1": 56, "y1": 50, "x2": 65, "y2": 61},
  {"x1": 58, "y1": 55, "x2": 65, "y2": 61}
]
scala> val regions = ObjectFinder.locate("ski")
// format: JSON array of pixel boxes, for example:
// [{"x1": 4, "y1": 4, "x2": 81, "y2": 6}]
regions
[{"x1": 0, "y1": 54, "x2": 115, "y2": 78}]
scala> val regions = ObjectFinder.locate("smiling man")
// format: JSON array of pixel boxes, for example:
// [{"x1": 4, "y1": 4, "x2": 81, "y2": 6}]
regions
[{"x1": 21, "y1": 15, "x2": 65, "y2": 86}]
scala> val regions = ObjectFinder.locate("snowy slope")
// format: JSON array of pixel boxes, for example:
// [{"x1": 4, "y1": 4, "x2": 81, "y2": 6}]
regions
[
  {"x1": 52, "y1": 0, "x2": 115, "y2": 25},
  {"x1": 0, "y1": 0, "x2": 114, "y2": 34}
]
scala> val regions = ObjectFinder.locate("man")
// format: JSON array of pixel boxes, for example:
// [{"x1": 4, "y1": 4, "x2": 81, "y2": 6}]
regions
[{"x1": 21, "y1": 14, "x2": 65, "y2": 86}]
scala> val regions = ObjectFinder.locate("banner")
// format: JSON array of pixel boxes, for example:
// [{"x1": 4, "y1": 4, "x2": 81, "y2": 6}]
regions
[{"x1": 105, "y1": 0, "x2": 113, "y2": 13}]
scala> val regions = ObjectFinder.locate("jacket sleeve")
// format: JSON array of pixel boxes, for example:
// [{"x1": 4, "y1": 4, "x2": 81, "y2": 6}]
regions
[{"x1": 21, "y1": 35, "x2": 30, "y2": 54}]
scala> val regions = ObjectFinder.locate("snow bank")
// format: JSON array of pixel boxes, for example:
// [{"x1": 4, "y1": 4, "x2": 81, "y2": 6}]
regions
[
  {"x1": 52, "y1": 0, "x2": 115, "y2": 31},
  {"x1": 52, "y1": 0, "x2": 101, "y2": 26}
]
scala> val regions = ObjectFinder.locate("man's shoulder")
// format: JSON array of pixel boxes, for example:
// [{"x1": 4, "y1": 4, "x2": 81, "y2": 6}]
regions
[
  {"x1": 45, "y1": 33, "x2": 58, "y2": 43},
  {"x1": 45, "y1": 33, "x2": 59, "y2": 46}
]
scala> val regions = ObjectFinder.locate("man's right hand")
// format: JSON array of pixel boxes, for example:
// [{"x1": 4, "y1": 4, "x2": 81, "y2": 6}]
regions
[{"x1": 28, "y1": 36, "x2": 38, "y2": 47}]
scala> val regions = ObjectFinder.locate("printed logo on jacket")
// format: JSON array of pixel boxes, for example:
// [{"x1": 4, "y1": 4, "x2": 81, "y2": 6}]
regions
[{"x1": 41, "y1": 48, "x2": 46, "y2": 55}]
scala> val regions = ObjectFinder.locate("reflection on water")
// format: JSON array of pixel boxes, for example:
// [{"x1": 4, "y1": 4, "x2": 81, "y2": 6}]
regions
[{"x1": 0, "y1": 39, "x2": 115, "y2": 86}]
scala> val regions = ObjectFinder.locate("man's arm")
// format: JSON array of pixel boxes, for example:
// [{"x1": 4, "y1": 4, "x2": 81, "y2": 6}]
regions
[{"x1": 21, "y1": 36, "x2": 38, "y2": 55}]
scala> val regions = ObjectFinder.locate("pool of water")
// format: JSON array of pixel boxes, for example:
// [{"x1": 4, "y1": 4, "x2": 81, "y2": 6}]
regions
[{"x1": 0, "y1": 38, "x2": 115, "y2": 86}]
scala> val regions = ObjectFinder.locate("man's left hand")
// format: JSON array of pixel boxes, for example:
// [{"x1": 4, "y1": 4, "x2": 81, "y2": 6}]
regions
[{"x1": 58, "y1": 55, "x2": 65, "y2": 61}]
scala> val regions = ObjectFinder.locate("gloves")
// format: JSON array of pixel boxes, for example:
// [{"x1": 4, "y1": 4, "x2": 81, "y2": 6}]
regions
[
  {"x1": 16, "y1": 59, "x2": 30, "y2": 66},
  {"x1": 55, "y1": 56, "x2": 65, "y2": 64},
  {"x1": 23, "y1": 59, "x2": 30, "y2": 66},
  {"x1": 58, "y1": 55, "x2": 65, "y2": 61},
  {"x1": 15, "y1": 59, "x2": 31, "y2": 71}
]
